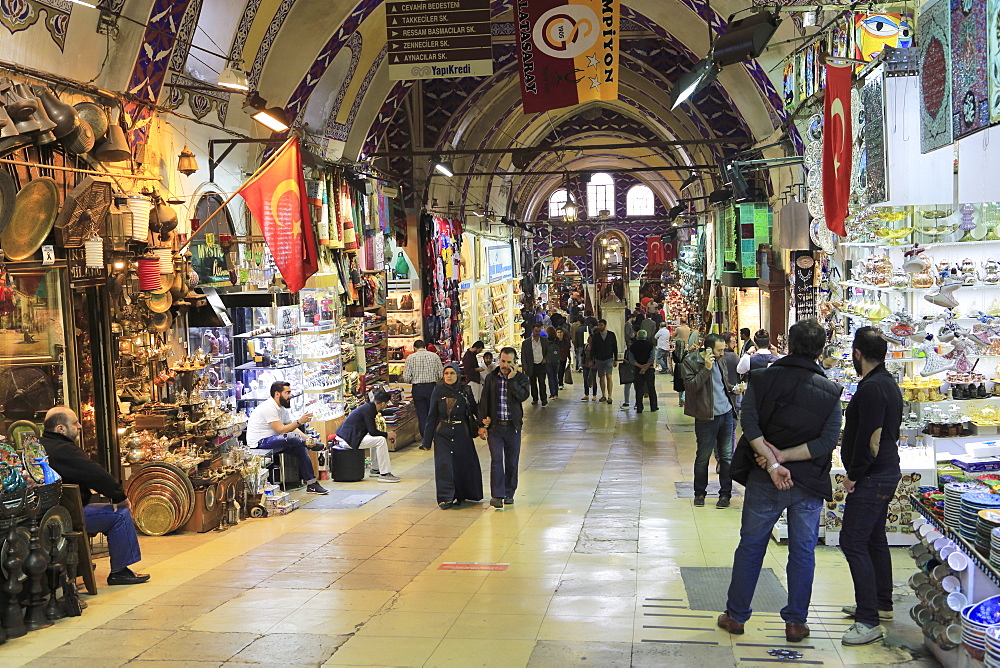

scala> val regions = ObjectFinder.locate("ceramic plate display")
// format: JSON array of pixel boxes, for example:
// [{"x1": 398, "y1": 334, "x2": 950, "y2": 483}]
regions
[{"x1": 0, "y1": 177, "x2": 59, "y2": 261}]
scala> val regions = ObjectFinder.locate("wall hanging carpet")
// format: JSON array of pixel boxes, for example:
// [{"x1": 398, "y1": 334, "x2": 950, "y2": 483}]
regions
[
  {"x1": 920, "y1": 0, "x2": 954, "y2": 152},
  {"x1": 862, "y1": 67, "x2": 888, "y2": 204},
  {"x1": 988, "y1": 0, "x2": 1000, "y2": 122},
  {"x1": 952, "y1": 0, "x2": 990, "y2": 140}
]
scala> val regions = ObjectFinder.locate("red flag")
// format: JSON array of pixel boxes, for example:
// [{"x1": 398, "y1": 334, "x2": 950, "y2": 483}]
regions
[
  {"x1": 822, "y1": 63, "x2": 853, "y2": 237},
  {"x1": 646, "y1": 236, "x2": 664, "y2": 264},
  {"x1": 238, "y1": 137, "x2": 318, "y2": 292}
]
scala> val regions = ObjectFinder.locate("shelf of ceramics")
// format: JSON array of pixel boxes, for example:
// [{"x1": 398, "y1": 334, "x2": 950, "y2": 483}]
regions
[{"x1": 843, "y1": 240, "x2": 1000, "y2": 250}]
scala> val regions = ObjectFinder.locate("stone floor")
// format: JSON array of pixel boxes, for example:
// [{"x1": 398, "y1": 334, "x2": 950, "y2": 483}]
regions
[{"x1": 0, "y1": 381, "x2": 941, "y2": 667}]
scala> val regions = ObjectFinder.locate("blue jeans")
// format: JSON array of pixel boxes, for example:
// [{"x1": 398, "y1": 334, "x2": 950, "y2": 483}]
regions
[
  {"x1": 254, "y1": 433, "x2": 316, "y2": 481},
  {"x1": 656, "y1": 349, "x2": 669, "y2": 373},
  {"x1": 84, "y1": 504, "x2": 142, "y2": 572},
  {"x1": 488, "y1": 424, "x2": 521, "y2": 499},
  {"x1": 840, "y1": 473, "x2": 900, "y2": 626},
  {"x1": 693, "y1": 410, "x2": 734, "y2": 497},
  {"x1": 726, "y1": 480, "x2": 823, "y2": 624}
]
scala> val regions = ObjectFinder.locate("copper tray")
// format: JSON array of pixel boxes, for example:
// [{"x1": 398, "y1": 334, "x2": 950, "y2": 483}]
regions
[
  {"x1": 0, "y1": 177, "x2": 59, "y2": 260},
  {"x1": 134, "y1": 496, "x2": 176, "y2": 536},
  {"x1": 127, "y1": 462, "x2": 196, "y2": 525},
  {"x1": 137, "y1": 488, "x2": 184, "y2": 532},
  {"x1": 128, "y1": 470, "x2": 189, "y2": 512}
]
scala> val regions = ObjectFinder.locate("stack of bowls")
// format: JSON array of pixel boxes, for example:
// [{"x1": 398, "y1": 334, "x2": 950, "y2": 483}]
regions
[
  {"x1": 946, "y1": 482, "x2": 988, "y2": 531},
  {"x1": 962, "y1": 596, "x2": 1000, "y2": 661},
  {"x1": 991, "y1": 527, "x2": 1000, "y2": 569},
  {"x1": 986, "y1": 625, "x2": 1000, "y2": 667},
  {"x1": 961, "y1": 492, "x2": 1000, "y2": 543},
  {"x1": 980, "y1": 509, "x2": 1000, "y2": 556}
]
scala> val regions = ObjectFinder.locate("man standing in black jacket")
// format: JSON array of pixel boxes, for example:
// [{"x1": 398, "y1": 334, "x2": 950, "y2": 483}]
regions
[
  {"x1": 589, "y1": 319, "x2": 618, "y2": 404},
  {"x1": 837, "y1": 327, "x2": 902, "y2": 646},
  {"x1": 520, "y1": 323, "x2": 550, "y2": 406},
  {"x1": 478, "y1": 346, "x2": 531, "y2": 509},
  {"x1": 335, "y1": 390, "x2": 398, "y2": 482},
  {"x1": 43, "y1": 406, "x2": 150, "y2": 586},
  {"x1": 716, "y1": 319, "x2": 842, "y2": 643}
]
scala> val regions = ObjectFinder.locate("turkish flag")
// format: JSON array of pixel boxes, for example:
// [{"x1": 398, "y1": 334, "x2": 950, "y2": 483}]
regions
[
  {"x1": 238, "y1": 137, "x2": 318, "y2": 292},
  {"x1": 822, "y1": 63, "x2": 853, "y2": 237},
  {"x1": 646, "y1": 236, "x2": 664, "y2": 264}
]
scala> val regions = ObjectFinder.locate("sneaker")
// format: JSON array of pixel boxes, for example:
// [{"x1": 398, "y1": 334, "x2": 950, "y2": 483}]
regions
[
  {"x1": 369, "y1": 469, "x2": 380, "y2": 477},
  {"x1": 541, "y1": 401, "x2": 548, "y2": 407},
  {"x1": 716, "y1": 496, "x2": 730, "y2": 509},
  {"x1": 842, "y1": 621, "x2": 885, "y2": 646},
  {"x1": 842, "y1": 605, "x2": 893, "y2": 621},
  {"x1": 489, "y1": 497, "x2": 504, "y2": 509},
  {"x1": 621, "y1": 402, "x2": 629, "y2": 408},
  {"x1": 581, "y1": 396, "x2": 590, "y2": 401},
  {"x1": 504, "y1": 497, "x2": 514, "y2": 505},
  {"x1": 307, "y1": 482, "x2": 329, "y2": 495},
  {"x1": 693, "y1": 495, "x2": 706, "y2": 507},
  {"x1": 378, "y1": 473, "x2": 401, "y2": 483},
  {"x1": 306, "y1": 442, "x2": 326, "y2": 452}
]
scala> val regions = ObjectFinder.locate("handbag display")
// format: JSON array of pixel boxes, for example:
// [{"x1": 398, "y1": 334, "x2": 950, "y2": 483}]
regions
[
  {"x1": 400, "y1": 292, "x2": 415, "y2": 311},
  {"x1": 386, "y1": 298, "x2": 399, "y2": 311}
]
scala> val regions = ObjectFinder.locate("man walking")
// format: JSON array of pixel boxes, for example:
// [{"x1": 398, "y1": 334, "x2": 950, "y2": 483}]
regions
[
  {"x1": 674, "y1": 318, "x2": 691, "y2": 349},
  {"x1": 680, "y1": 334, "x2": 739, "y2": 508},
  {"x1": 520, "y1": 323, "x2": 550, "y2": 406},
  {"x1": 462, "y1": 340, "x2": 486, "y2": 402},
  {"x1": 402, "y1": 339, "x2": 443, "y2": 436},
  {"x1": 589, "y1": 319, "x2": 618, "y2": 404},
  {"x1": 629, "y1": 330, "x2": 658, "y2": 412},
  {"x1": 838, "y1": 326, "x2": 903, "y2": 646},
  {"x1": 479, "y1": 346, "x2": 531, "y2": 509},
  {"x1": 716, "y1": 319, "x2": 842, "y2": 642}
]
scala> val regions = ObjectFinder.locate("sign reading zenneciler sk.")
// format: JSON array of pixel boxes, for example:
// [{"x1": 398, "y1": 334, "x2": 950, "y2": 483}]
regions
[{"x1": 386, "y1": 0, "x2": 494, "y2": 81}]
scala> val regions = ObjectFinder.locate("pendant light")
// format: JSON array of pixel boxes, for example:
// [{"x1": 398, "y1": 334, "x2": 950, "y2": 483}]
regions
[
  {"x1": 176, "y1": 145, "x2": 198, "y2": 175},
  {"x1": 137, "y1": 256, "x2": 161, "y2": 291},
  {"x1": 126, "y1": 193, "x2": 152, "y2": 241},
  {"x1": 95, "y1": 106, "x2": 132, "y2": 163},
  {"x1": 83, "y1": 237, "x2": 104, "y2": 269}
]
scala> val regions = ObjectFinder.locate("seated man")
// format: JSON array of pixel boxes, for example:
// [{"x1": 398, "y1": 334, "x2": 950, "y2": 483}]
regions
[
  {"x1": 43, "y1": 406, "x2": 150, "y2": 586},
  {"x1": 246, "y1": 381, "x2": 328, "y2": 494},
  {"x1": 335, "y1": 390, "x2": 399, "y2": 482}
]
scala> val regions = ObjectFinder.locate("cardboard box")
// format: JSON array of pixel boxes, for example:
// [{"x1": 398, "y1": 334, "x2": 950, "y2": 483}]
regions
[{"x1": 951, "y1": 455, "x2": 1000, "y2": 472}]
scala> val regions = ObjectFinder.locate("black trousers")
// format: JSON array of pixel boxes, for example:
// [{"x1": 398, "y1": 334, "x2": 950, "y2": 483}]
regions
[
  {"x1": 840, "y1": 473, "x2": 900, "y2": 626},
  {"x1": 528, "y1": 363, "x2": 547, "y2": 403},
  {"x1": 411, "y1": 382, "x2": 436, "y2": 436},
  {"x1": 634, "y1": 368, "x2": 657, "y2": 410}
]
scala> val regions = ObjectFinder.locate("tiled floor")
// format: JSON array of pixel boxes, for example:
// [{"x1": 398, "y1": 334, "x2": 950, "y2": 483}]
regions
[{"x1": 0, "y1": 382, "x2": 941, "y2": 667}]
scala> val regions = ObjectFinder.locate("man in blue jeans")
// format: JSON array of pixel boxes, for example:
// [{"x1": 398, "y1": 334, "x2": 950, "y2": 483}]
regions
[
  {"x1": 836, "y1": 326, "x2": 903, "y2": 646},
  {"x1": 43, "y1": 406, "x2": 150, "y2": 586},
  {"x1": 478, "y1": 346, "x2": 530, "y2": 510},
  {"x1": 717, "y1": 319, "x2": 842, "y2": 643},
  {"x1": 680, "y1": 333, "x2": 742, "y2": 508}
]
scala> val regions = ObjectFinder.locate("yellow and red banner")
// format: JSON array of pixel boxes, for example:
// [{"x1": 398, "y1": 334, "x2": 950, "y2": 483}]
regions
[
  {"x1": 514, "y1": 0, "x2": 619, "y2": 113},
  {"x1": 239, "y1": 137, "x2": 319, "y2": 293}
]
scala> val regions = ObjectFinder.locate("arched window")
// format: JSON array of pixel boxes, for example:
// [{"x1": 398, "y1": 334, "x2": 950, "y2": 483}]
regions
[
  {"x1": 587, "y1": 172, "x2": 614, "y2": 218},
  {"x1": 548, "y1": 188, "x2": 568, "y2": 218},
  {"x1": 626, "y1": 184, "x2": 655, "y2": 216}
]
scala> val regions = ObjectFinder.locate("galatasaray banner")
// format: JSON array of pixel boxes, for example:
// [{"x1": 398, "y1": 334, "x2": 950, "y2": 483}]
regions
[{"x1": 514, "y1": 0, "x2": 620, "y2": 113}]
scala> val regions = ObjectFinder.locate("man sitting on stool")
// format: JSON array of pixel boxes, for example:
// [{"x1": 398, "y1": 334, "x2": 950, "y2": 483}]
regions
[
  {"x1": 335, "y1": 390, "x2": 399, "y2": 482},
  {"x1": 246, "y1": 381, "x2": 328, "y2": 494},
  {"x1": 43, "y1": 406, "x2": 150, "y2": 586}
]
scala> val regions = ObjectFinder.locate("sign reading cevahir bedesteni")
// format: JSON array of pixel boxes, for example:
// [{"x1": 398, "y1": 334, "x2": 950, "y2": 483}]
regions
[
  {"x1": 386, "y1": 0, "x2": 494, "y2": 80},
  {"x1": 514, "y1": 0, "x2": 620, "y2": 113}
]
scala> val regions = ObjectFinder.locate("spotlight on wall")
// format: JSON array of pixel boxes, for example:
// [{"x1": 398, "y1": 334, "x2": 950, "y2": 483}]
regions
[
  {"x1": 679, "y1": 172, "x2": 699, "y2": 191},
  {"x1": 669, "y1": 57, "x2": 721, "y2": 110},
  {"x1": 713, "y1": 11, "x2": 782, "y2": 67},
  {"x1": 217, "y1": 66, "x2": 250, "y2": 92},
  {"x1": 243, "y1": 93, "x2": 289, "y2": 132},
  {"x1": 708, "y1": 188, "x2": 734, "y2": 204},
  {"x1": 668, "y1": 202, "x2": 687, "y2": 222}
]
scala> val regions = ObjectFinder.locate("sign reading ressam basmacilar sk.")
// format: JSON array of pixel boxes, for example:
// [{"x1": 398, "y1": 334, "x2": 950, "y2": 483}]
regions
[{"x1": 386, "y1": 0, "x2": 494, "y2": 81}]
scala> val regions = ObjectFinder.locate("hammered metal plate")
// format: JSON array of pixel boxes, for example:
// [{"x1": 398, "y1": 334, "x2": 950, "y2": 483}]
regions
[
  {"x1": 0, "y1": 177, "x2": 59, "y2": 261},
  {"x1": 135, "y1": 496, "x2": 176, "y2": 536}
]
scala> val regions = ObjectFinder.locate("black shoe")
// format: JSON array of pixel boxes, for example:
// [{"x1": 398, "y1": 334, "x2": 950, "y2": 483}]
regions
[
  {"x1": 636, "y1": 407, "x2": 643, "y2": 413},
  {"x1": 107, "y1": 567, "x2": 150, "y2": 586},
  {"x1": 541, "y1": 401, "x2": 548, "y2": 407},
  {"x1": 504, "y1": 497, "x2": 514, "y2": 505},
  {"x1": 650, "y1": 407, "x2": 659, "y2": 411},
  {"x1": 693, "y1": 496, "x2": 706, "y2": 507},
  {"x1": 418, "y1": 446, "x2": 431, "y2": 451},
  {"x1": 490, "y1": 497, "x2": 504, "y2": 509},
  {"x1": 306, "y1": 442, "x2": 326, "y2": 451},
  {"x1": 716, "y1": 496, "x2": 731, "y2": 509},
  {"x1": 307, "y1": 482, "x2": 329, "y2": 495},
  {"x1": 532, "y1": 400, "x2": 538, "y2": 405}
]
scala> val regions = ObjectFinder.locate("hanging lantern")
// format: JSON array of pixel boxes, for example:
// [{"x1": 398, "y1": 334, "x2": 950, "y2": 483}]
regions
[
  {"x1": 153, "y1": 247, "x2": 173, "y2": 274},
  {"x1": 126, "y1": 194, "x2": 152, "y2": 241},
  {"x1": 83, "y1": 237, "x2": 104, "y2": 269},
  {"x1": 176, "y1": 145, "x2": 198, "y2": 176},
  {"x1": 137, "y1": 256, "x2": 160, "y2": 291}
]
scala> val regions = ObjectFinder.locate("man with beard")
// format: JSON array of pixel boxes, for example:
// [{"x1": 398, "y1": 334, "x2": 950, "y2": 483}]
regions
[{"x1": 246, "y1": 381, "x2": 329, "y2": 494}]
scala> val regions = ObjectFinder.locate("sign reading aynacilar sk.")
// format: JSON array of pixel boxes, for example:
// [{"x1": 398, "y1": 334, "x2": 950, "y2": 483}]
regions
[{"x1": 386, "y1": 0, "x2": 494, "y2": 80}]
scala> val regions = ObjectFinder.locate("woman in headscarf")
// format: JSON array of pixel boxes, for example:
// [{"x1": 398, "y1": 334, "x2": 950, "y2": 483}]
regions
[{"x1": 422, "y1": 363, "x2": 484, "y2": 509}]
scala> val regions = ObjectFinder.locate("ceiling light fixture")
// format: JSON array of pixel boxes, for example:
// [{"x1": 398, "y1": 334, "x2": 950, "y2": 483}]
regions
[
  {"x1": 176, "y1": 145, "x2": 198, "y2": 176},
  {"x1": 713, "y1": 11, "x2": 781, "y2": 67},
  {"x1": 669, "y1": 57, "x2": 721, "y2": 110},
  {"x1": 668, "y1": 202, "x2": 687, "y2": 221},
  {"x1": 243, "y1": 93, "x2": 289, "y2": 132},
  {"x1": 217, "y1": 65, "x2": 250, "y2": 92},
  {"x1": 433, "y1": 160, "x2": 454, "y2": 177},
  {"x1": 680, "y1": 172, "x2": 699, "y2": 191},
  {"x1": 69, "y1": 0, "x2": 99, "y2": 8},
  {"x1": 709, "y1": 188, "x2": 734, "y2": 204}
]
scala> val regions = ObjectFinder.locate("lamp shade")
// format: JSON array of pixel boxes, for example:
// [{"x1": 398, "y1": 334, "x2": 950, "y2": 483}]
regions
[
  {"x1": 176, "y1": 145, "x2": 198, "y2": 175},
  {"x1": 152, "y1": 247, "x2": 173, "y2": 274},
  {"x1": 83, "y1": 237, "x2": 104, "y2": 269},
  {"x1": 137, "y1": 257, "x2": 160, "y2": 290},
  {"x1": 126, "y1": 195, "x2": 152, "y2": 241}
]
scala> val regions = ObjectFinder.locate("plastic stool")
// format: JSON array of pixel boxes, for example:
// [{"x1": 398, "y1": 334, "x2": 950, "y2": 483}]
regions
[{"x1": 330, "y1": 447, "x2": 365, "y2": 482}]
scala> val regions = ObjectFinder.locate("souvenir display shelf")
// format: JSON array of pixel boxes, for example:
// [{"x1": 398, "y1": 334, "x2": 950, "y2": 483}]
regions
[
  {"x1": 387, "y1": 289, "x2": 420, "y2": 386},
  {"x1": 475, "y1": 284, "x2": 495, "y2": 350},
  {"x1": 299, "y1": 285, "x2": 346, "y2": 429},
  {"x1": 229, "y1": 300, "x2": 305, "y2": 415},
  {"x1": 186, "y1": 326, "x2": 235, "y2": 412}
]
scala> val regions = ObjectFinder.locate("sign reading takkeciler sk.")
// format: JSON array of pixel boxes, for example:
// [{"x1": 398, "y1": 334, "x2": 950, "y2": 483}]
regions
[{"x1": 386, "y1": 0, "x2": 494, "y2": 81}]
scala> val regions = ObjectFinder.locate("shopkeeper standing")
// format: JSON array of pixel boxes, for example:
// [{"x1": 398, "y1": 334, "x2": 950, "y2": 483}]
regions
[
  {"x1": 246, "y1": 381, "x2": 329, "y2": 495},
  {"x1": 43, "y1": 406, "x2": 150, "y2": 586},
  {"x1": 403, "y1": 339, "x2": 443, "y2": 439}
]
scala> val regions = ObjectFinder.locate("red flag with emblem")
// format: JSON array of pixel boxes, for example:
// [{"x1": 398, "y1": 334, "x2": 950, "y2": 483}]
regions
[
  {"x1": 238, "y1": 137, "x2": 318, "y2": 292},
  {"x1": 822, "y1": 63, "x2": 853, "y2": 237}
]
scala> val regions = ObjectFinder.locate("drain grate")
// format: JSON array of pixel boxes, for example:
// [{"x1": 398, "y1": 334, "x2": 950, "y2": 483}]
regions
[{"x1": 680, "y1": 567, "x2": 787, "y2": 612}]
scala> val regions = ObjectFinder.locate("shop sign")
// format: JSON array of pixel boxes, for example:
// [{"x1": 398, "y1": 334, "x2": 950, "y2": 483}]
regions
[
  {"x1": 66, "y1": 247, "x2": 104, "y2": 285},
  {"x1": 486, "y1": 244, "x2": 513, "y2": 283},
  {"x1": 386, "y1": 0, "x2": 494, "y2": 81},
  {"x1": 513, "y1": 0, "x2": 620, "y2": 113}
]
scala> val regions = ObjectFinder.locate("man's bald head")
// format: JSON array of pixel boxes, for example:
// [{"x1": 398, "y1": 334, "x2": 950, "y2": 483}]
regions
[{"x1": 44, "y1": 406, "x2": 81, "y2": 440}]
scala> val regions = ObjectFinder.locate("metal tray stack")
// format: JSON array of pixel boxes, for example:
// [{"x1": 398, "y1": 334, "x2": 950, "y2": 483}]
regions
[{"x1": 124, "y1": 462, "x2": 196, "y2": 536}]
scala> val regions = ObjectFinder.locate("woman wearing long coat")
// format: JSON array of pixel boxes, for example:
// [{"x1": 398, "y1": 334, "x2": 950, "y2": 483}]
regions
[{"x1": 422, "y1": 364, "x2": 484, "y2": 509}]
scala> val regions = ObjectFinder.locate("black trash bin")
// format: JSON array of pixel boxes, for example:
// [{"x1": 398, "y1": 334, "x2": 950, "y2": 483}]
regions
[{"x1": 330, "y1": 447, "x2": 365, "y2": 482}]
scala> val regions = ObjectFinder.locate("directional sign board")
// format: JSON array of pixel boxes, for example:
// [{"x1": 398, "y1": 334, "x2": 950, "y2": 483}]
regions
[{"x1": 386, "y1": 0, "x2": 494, "y2": 81}]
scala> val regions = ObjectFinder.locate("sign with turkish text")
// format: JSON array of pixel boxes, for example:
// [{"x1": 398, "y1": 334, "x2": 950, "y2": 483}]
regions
[
  {"x1": 822, "y1": 63, "x2": 853, "y2": 237},
  {"x1": 386, "y1": 0, "x2": 494, "y2": 80},
  {"x1": 238, "y1": 137, "x2": 319, "y2": 293},
  {"x1": 514, "y1": 0, "x2": 620, "y2": 113},
  {"x1": 486, "y1": 244, "x2": 514, "y2": 282}
]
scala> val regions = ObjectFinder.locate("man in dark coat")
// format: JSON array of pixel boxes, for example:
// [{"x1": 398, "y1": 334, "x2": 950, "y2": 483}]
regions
[
  {"x1": 478, "y1": 346, "x2": 531, "y2": 509},
  {"x1": 335, "y1": 390, "x2": 398, "y2": 482},
  {"x1": 520, "y1": 323, "x2": 550, "y2": 406},
  {"x1": 43, "y1": 406, "x2": 150, "y2": 586}
]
